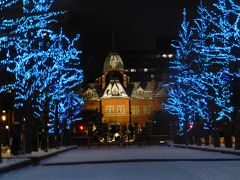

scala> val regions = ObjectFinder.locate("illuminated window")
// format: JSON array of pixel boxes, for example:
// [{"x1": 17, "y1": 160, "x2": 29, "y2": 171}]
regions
[
  {"x1": 130, "y1": 69, "x2": 136, "y2": 72},
  {"x1": 168, "y1": 54, "x2": 174, "y2": 58},
  {"x1": 143, "y1": 106, "x2": 151, "y2": 114},
  {"x1": 131, "y1": 106, "x2": 139, "y2": 115},
  {"x1": 137, "y1": 87, "x2": 144, "y2": 95},
  {"x1": 143, "y1": 68, "x2": 148, "y2": 72},
  {"x1": 162, "y1": 54, "x2": 168, "y2": 58},
  {"x1": 106, "y1": 105, "x2": 114, "y2": 114},
  {"x1": 125, "y1": 69, "x2": 129, "y2": 72},
  {"x1": 117, "y1": 105, "x2": 125, "y2": 114}
]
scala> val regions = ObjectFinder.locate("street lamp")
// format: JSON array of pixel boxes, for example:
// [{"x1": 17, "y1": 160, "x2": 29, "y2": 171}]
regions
[
  {"x1": 1, "y1": 115, "x2": 6, "y2": 121},
  {"x1": 0, "y1": 110, "x2": 7, "y2": 163},
  {"x1": 0, "y1": 110, "x2": 10, "y2": 156}
]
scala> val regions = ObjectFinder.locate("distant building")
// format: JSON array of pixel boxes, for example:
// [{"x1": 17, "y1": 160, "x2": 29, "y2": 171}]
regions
[
  {"x1": 121, "y1": 51, "x2": 173, "y2": 82},
  {"x1": 82, "y1": 52, "x2": 168, "y2": 127}
]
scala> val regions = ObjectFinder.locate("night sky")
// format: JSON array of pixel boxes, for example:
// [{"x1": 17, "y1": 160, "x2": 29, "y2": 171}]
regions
[
  {"x1": 66, "y1": 0, "x2": 200, "y2": 49},
  {"x1": 0, "y1": 0, "x2": 204, "y2": 82},
  {"x1": 61, "y1": 0, "x2": 202, "y2": 80}
]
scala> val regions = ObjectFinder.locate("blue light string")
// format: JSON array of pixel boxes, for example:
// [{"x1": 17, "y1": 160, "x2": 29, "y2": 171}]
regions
[{"x1": 0, "y1": 0, "x2": 84, "y2": 133}]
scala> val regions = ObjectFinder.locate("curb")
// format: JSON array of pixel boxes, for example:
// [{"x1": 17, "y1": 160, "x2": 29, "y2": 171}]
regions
[
  {"x1": 42, "y1": 157, "x2": 240, "y2": 166},
  {"x1": 0, "y1": 146, "x2": 77, "y2": 174},
  {"x1": 0, "y1": 159, "x2": 32, "y2": 174},
  {"x1": 30, "y1": 146, "x2": 78, "y2": 164},
  {"x1": 174, "y1": 144, "x2": 240, "y2": 156}
]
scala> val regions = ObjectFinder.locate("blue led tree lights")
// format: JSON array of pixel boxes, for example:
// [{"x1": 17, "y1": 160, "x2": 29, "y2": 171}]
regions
[
  {"x1": 164, "y1": 9, "x2": 196, "y2": 133},
  {"x1": 0, "y1": 0, "x2": 19, "y2": 10},
  {"x1": 165, "y1": 0, "x2": 239, "y2": 134},
  {"x1": 0, "y1": 0, "x2": 83, "y2": 133}
]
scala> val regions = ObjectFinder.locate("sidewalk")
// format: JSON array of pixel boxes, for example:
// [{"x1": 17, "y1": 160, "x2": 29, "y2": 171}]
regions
[
  {"x1": 174, "y1": 144, "x2": 240, "y2": 156},
  {"x1": 0, "y1": 146, "x2": 77, "y2": 173}
]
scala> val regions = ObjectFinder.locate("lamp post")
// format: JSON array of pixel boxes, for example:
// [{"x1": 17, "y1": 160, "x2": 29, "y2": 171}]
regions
[{"x1": 54, "y1": 100, "x2": 59, "y2": 148}]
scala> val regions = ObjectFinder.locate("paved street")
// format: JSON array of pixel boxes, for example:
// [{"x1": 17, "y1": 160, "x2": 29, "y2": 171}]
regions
[{"x1": 1, "y1": 146, "x2": 240, "y2": 180}]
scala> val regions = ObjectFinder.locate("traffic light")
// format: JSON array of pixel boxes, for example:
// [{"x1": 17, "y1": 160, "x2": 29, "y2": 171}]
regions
[
  {"x1": 79, "y1": 125, "x2": 85, "y2": 132},
  {"x1": 188, "y1": 123, "x2": 193, "y2": 129},
  {"x1": 187, "y1": 123, "x2": 194, "y2": 133}
]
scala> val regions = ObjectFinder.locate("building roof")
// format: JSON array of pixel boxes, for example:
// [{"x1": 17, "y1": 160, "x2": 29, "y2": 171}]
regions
[
  {"x1": 102, "y1": 80, "x2": 128, "y2": 98},
  {"x1": 103, "y1": 53, "x2": 124, "y2": 74},
  {"x1": 82, "y1": 81, "x2": 168, "y2": 100},
  {"x1": 83, "y1": 52, "x2": 169, "y2": 101},
  {"x1": 154, "y1": 82, "x2": 168, "y2": 98},
  {"x1": 130, "y1": 82, "x2": 153, "y2": 99},
  {"x1": 82, "y1": 83, "x2": 100, "y2": 100}
]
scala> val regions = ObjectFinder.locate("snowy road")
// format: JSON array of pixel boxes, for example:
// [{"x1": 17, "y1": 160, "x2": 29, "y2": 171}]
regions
[{"x1": 1, "y1": 146, "x2": 240, "y2": 180}]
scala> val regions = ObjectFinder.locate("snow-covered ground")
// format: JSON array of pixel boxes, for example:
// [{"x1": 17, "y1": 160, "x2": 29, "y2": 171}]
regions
[
  {"x1": 1, "y1": 146, "x2": 240, "y2": 180},
  {"x1": 2, "y1": 146, "x2": 75, "y2": 158},
  {"x1": 0, "y1": 158, "x2": 30, "y2": 169},
  {"x1": 175, "y1": 144, "x2": 240, "y2": 154},
  {"x1": 0, "y1": 146, "x2": 76, "y2": 173},
  {"x1": 41, "y1": 146, "x2": 240, "y2": 164}
]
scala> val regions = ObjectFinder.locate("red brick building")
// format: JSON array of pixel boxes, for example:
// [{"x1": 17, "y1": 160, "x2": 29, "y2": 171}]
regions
[{"x1": 82, "y1": 53, "x2": 167, "y2": 128}]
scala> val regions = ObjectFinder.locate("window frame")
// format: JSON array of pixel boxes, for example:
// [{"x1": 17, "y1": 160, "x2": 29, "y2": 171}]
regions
[
  {"x1": 143, "y1": 106, "x2": 151, "y2": 115},
  {"x1": 116, "y1": 105, "x2": 125, "y2": 114},
  {"x1": 106, "y1": 105, "x2": 114, "y2": 114},
  {"x1": 131, "y1": 106, "x2": 140, "y2": 115}
]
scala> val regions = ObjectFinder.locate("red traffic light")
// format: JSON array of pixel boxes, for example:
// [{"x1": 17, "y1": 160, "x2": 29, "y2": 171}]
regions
[
  {"x1": 188, "y1": 124, "x2": 193, "y2": 129},
  {"x1": 79, "y1": 125, "x2": 84, "y2": 131}
]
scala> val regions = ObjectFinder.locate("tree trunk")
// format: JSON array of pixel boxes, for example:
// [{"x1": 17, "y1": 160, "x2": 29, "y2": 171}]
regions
[
  {"x1": 235, "y1": 135, "x2": 240, "y2": 149},
  {"x1": 204, "y1": 130, "x2": 210, "y2": 146},
  {"x1": 213, "y1": 129, "x2": 220, "y2": 147},
  {"x1": 54, "y1": 101, "x2": 59, "y2": 148},
  {"x1": 32, "y1": 122, "x2": 39, "y2": 151},
  {"x1": 25, "y1": 102, "x2": 33, "y2": 154},
  {"x1": 41, "y1": 98, "x2": 49, "y2": 152},
  {"x1": 224, "y1": 123, "x2": 232, "y2": 148}
]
